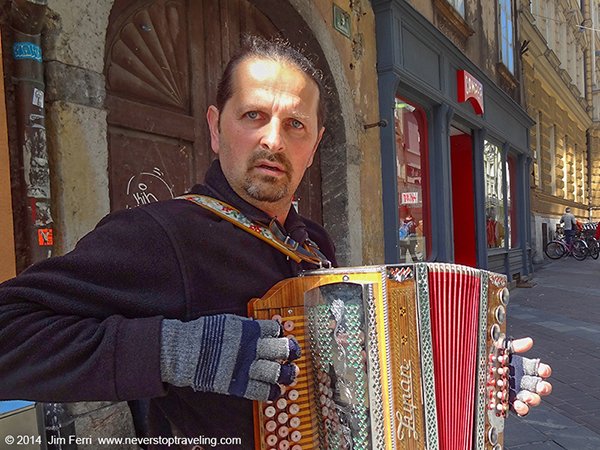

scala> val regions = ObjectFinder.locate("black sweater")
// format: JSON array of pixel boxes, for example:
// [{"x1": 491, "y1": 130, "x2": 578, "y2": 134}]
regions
[{"x1": 0, "y1": 160, "x2": 337, "y2": 448}]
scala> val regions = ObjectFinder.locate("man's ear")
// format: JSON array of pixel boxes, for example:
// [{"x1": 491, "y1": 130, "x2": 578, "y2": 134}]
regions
[
  {"x1": 206, "y1": 105, "x2": 220, "y2": 154},
  {"x1": 307, "y1": 127, "x2": 325, "y2": 168}
]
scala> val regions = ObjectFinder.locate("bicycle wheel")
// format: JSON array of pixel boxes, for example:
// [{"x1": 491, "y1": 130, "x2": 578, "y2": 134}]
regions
[
  {"x1": 588, "y1": 238, "x2": 600, "y2": 260},
  {"x1": 544, "y1": 241, "x2": 565, "y2": 259},
  {"x1": 572, "y1": 239, "x2": 588, "y2": 261}
]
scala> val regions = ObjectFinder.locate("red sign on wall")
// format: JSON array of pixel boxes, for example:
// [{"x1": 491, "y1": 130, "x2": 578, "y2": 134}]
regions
[
  {"x1": 38, "y1": 228, "x2": 53, "y2": 246},
  {"x1": 457, "y1": 70, "x2": 484, "y2": 115}
]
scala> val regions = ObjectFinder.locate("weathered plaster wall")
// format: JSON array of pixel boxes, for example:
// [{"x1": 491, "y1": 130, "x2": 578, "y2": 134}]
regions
[
  {"x1": 293, "y1": 0, "x2": 383, "y2": 265},
  {"x1": 0, "y1": 30, "x2": 16, "y2": 283},
  {"x1": 44, "y1": 0, "x2": 112, "y2": 254}
]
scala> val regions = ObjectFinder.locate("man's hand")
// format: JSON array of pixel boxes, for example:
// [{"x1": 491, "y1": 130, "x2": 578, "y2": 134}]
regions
[
  {"x1": 160, "y1": 315, "x2": 300, "y2": 401},
  {"x1": 509, "y1": 337, "x2": 552, "y2": 416}
]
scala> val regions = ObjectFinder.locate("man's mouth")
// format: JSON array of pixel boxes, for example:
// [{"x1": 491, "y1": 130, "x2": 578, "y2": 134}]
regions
[{"x1": 254, "y1": 161, "x2": 286, "y2": 175}]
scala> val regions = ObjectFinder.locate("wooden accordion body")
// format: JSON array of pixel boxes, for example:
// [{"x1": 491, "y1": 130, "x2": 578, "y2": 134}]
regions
[{"x1": 249, "y1": 263, "x2": 510, "y2": 450}]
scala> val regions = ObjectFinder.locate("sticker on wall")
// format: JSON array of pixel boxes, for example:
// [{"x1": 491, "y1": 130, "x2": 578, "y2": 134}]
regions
[
  {"x1": 13, "y1": 42, "x2": 42, "y2": 62},
  {"x1": 38, "y1": 228, "x2": 53, "y2": 246},
  {"x1": 32, "y1": 88, "x2": 44, "y2": 109}
]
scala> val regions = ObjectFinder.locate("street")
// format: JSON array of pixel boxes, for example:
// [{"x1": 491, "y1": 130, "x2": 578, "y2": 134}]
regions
[{"x1": 504, "y1": 256, "x2": 600, "y2": 449}]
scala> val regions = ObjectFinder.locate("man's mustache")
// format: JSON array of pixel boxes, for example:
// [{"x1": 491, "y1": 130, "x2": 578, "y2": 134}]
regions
[{"x1": 249, "y1": 150, "x2": 293, "y2": 175}]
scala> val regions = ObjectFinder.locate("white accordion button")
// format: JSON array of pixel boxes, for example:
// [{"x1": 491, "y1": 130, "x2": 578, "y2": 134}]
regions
[
  {"x1": 264, "y1": 406, "x2": 277, "y2": 418},
  {"x1": 289, "y1": 416, "x2": 301, "y2": 428},
  {"x1": 277, "y1": 412, "x2": 289, "y2": 424},
  {"x1": 290, "y1": 431, "x2": 302, "y2": 442}
]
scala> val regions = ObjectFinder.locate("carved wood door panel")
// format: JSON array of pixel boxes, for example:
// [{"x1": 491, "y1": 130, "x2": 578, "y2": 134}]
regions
[{"x1": 105, "y1": 0, "x2": 323, "y2": 223}]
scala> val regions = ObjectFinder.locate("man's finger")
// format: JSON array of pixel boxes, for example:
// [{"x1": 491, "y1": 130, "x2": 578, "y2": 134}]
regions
[
  {"x1": 538, "y1": 363, "x2": 552, "y2": 378},
  {"x1": 517, "y1": 391, "x2": 541, "y2": 407},
  {"x1": 537, "y1": 380, "x2": 552, "y2": 396},
  {"x1": 512, "y1": 399, "x2": 529, "y2": 416},
  {"x1": 511, "y1": 337, "x2": 533, "y2": 353}
]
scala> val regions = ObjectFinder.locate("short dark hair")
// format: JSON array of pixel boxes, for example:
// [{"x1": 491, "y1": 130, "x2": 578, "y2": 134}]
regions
[{"x1": 216, "y1": 34, "x2": 327, "y2": 129}]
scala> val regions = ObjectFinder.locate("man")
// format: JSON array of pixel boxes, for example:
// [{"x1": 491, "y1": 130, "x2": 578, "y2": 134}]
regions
[
  {"x1": 0, "y1": 36, "x2": 550, "y2": 448},
  {"x1": 560, "y1": 207, "x2": 577, "y2": 249}
]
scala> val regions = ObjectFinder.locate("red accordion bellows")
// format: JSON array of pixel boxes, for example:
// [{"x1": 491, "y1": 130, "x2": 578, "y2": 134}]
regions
[{"x1": 429, "y1": 268, "x2": 481, "y2": 450}]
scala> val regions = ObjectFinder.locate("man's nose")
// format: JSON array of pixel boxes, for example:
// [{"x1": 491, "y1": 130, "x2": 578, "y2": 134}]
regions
[{"x1": 259, "y1": 119, "x2": 284, "y2": 152}]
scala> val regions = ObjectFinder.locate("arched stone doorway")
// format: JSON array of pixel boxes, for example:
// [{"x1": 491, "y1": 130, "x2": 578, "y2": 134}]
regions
[{"x1": 104, "y1": 0, "x2": 341, "y2": 224}]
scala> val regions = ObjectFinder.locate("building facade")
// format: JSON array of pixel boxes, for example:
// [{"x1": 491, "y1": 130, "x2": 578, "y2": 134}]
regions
[
  {"x1": 589, "y1": 0, "x2": 600, "y2": 221},
  {"x1": 522, "y1": 0, "x2": 596, "y2": 262},
  {"x1": 373, "y1": 0, "x2": 534, "y2": 281}
]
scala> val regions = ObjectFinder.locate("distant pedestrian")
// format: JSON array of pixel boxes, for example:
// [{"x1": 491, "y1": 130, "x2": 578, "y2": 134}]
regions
[
  {"x1": 560, "y1": 207, "x2": 577, "y2": 249},
  {"x1": 595, "y1": 221, "x2": 600, "y2": 241}
]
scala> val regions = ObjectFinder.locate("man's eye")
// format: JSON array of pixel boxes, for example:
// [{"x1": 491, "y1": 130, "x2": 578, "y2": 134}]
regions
[
  {"x1": 290, "y1": 119, "x2": 304, "y2": 129},
  {"x1": 245, "y1": 111, "x2": 259, "y2": 119}
]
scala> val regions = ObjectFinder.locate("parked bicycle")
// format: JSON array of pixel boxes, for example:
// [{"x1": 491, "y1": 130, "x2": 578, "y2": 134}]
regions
[
  {"x1": 544, "y1": 235, "x2": 589, "y2": 260},
  {"x1": 584, "y1": 236, "x2": 600, "y2": 260}
]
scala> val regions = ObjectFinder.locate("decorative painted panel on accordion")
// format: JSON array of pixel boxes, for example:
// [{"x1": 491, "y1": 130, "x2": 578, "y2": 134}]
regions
[{"x1": 249, "y1": 263, "x2": 510, "y2": 450}]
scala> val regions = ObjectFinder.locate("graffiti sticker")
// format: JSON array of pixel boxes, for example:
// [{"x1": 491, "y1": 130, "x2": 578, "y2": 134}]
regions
[
  {"x1": 38, "y1": 228, "x2": 53, "y2": 246},
  {"x1": 32, "y1": 88, "x2": 44, "y2": 108},
  {"x1": 13, "y1": 42, "x2": 42, "y2": 62}
]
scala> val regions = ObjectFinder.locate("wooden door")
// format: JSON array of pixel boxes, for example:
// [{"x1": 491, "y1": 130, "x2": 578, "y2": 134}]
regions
[{"x1": 105, "y1": 0, "x2": 323, "y2": 222}]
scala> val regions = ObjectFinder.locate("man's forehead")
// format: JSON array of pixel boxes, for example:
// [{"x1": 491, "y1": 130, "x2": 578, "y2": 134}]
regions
[
  {"x1": 227, "y1": 56, "x2": 320, "y2": 113},
  {"x1": 232, "y1": 57, "x2": 317, "y2": 93}
]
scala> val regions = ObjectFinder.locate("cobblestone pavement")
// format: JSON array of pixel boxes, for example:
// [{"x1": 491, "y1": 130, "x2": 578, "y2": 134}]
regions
[{"x1": 504, "y1": 256, "x2": 600, "y2": 449}]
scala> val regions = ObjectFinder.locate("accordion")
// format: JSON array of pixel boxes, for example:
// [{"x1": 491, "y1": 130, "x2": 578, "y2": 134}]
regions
[{"x1": 249, "y1": 263, "x2": 510, "y2": 450}]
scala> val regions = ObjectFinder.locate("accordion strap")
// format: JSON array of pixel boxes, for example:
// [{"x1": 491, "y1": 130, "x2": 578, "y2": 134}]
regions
[{"x1": 178, "y1": 194, "x2": 332, "y2": 268}]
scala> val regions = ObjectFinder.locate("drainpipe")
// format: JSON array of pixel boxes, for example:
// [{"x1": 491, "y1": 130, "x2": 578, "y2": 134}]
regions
[
  {"x1": 10, "y1": 0, "x2": 53, "y2": 265},
  {"x1": 587, "y1": 129, "x2": 592, "y2": 222}
]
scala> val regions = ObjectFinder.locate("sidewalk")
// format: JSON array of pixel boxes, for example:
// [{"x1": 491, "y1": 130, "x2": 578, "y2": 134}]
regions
[{"x1": 504, "y1": 256, "x2": 600, "y2": 449}]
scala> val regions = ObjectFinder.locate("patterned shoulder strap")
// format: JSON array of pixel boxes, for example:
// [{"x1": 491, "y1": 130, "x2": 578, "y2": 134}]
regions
[{"x1": 178, "y1": 194, "x2": 331, "y2": 268}]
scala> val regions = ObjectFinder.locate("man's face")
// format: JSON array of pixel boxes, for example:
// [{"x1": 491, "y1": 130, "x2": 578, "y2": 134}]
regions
[{"x1": 207, "y1": 57, "x2": 324, "y2": 217}]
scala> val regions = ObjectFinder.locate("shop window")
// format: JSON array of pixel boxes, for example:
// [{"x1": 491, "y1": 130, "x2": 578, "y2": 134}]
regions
[
  {"x1": 394, "y1": 97, "x2": 430, "y2": 262},
  {"x1": 484, "y1": 141, "x2": 505, "y2": 249}
]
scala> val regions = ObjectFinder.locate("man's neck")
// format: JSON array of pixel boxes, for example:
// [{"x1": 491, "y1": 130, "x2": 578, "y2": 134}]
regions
[{"x1": 255, "y1": 201, "x2": 291, "y2": 224}]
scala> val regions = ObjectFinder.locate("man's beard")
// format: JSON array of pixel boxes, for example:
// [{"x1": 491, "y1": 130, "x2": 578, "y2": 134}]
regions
[{"x1": 243, "y1": 150, "x2": 293, "y2": 203}]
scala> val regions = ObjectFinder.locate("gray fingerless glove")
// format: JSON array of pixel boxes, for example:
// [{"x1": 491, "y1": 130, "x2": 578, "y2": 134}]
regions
[
  {"x1": 160, "y1": 314, "x2": 300, "y2": 401},
  {"x1": 509, "y1": 354, "x2": 542, "y2": 405}
]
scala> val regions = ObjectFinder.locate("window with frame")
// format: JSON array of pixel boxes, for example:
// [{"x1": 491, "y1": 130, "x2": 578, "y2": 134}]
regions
[
  {"x1": 484, "y1": 141, "x2": 505, "y2": 249},
  {"x1": 533, "y1": 111, "x2": 541, "y2": 187},
  {"x1": 394, "y1": 97, "x2": 430, "y2": 263},
  {"x1": 448, "y1": 0, "x2": 465, "y2": 16},
  {"x1": 499, "y1": 0, "x2": 515, "y2": 73}
]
